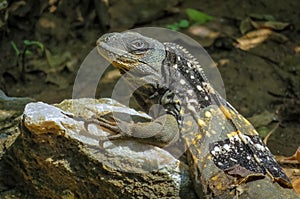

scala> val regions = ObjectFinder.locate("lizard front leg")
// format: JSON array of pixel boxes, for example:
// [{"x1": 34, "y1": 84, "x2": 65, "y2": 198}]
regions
[{"x1": 86, "y1": 113, "x2": 180, "y2": 148}]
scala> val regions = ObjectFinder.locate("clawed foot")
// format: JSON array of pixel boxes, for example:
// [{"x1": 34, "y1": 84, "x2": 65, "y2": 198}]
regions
[
  {"x1": 62, "y1": 112, "x2": 131, "y2": 148},
  {"x1": 85, "y1": 115, "x2": 134, "y2": 147}
]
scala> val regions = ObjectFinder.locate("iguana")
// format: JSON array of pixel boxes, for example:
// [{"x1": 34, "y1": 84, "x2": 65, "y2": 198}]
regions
[{"x1": 95, "y1": 31, "x2": 298, "y2": 198}]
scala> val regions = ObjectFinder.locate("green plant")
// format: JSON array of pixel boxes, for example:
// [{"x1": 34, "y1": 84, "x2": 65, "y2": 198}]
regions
[
  {"x1": 166, "y1": 8, "x2": 214, "y2": 31},
  {"x1": 10, "y1": 40, "x2": 45, "y2": 81},
  {"x1": 166, "y1": 19, "x2": 189, "y2": 31},
  {"x1": 185, "y1": 8, "x2": 214, "y2": 24}
]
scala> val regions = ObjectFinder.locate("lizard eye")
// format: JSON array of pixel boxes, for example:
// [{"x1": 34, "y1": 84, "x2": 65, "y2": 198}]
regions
[
  {"x1": 128, "y1": 39, "x2": 149, "y2": 54},
  {"x1": 131, "y1": 39, "x2": 146, "y2": 49}
]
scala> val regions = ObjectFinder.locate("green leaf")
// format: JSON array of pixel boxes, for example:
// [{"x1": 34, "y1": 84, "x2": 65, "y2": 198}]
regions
[
  {"x1": 257, "y1": 126, "x2": 270, "y2": 139},
  {"x1": 166, "y1": 23, "x2": 180, "y2": 31},
  {"x1": 23, "y1": 40, "x2": 45, "y2": 52},
  {"x1": 185, "y1": 8, "x2": 214, "y2": 24},
  {"x1": 10, "y1": 41, "x2": 20, "y2": 56},
  {"x1": 178, "y1": 19, "x2": 189, "y2": 28},
  {"x1": 25, "y1": 49, "x2": 32, "y2": 56}
]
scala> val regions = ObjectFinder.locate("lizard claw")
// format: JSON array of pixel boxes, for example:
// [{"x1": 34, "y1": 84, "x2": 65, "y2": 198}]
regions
[{"x1": 98, "y1": 134, "x2": 127, "y2": 148}]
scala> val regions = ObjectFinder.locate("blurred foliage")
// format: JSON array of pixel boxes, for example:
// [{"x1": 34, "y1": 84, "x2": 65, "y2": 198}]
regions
[
  {"x1": 166, "y1": 19, "x2": 189, "y2": 31},
  {"x1": 11, "y1": 40, "x2": 44, "y2": 57},
  {"x1": 185, "y1": 8, "x2": 214, "y2": 24},
  {"x1": 0, "y1": 0, "x2": 7, "y2": 11},
  {"x1": 166, "y1": 8, "x2": 214, "y2": 31}
]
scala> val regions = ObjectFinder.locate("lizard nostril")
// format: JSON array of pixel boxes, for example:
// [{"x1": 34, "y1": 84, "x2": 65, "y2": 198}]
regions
[
  {"x1": 97, "y1": 33, "x2": 116, "y2": 46},
  {"x1": 104, "y1": 35, "x2": 110, "y2": 42},
  {"x1": 103, "y1": 33, "x2": 116, "y2": 42}
]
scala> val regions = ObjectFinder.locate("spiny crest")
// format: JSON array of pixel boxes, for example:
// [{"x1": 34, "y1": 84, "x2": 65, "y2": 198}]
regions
[
  {"x1": 163, "y1": 42, "x2": 215, "y2": 109},
  {"x1": 164, "y1": 42, "x2": 209, "y2": 84}
]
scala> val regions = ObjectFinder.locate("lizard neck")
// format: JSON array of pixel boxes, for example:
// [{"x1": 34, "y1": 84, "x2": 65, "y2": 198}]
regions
[{"x1": 162, "y1": 42, "x2": 214, "y2": 112}]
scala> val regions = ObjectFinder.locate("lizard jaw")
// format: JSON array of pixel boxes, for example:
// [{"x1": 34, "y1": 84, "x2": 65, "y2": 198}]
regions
[{"x1": 97, "y1": 38, "x2": 141, "y2": 71}]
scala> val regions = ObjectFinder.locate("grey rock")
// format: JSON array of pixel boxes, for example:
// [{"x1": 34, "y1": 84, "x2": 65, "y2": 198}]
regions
[{"x1": 0, "y1": 98, "x2": 196, "y2": 198}]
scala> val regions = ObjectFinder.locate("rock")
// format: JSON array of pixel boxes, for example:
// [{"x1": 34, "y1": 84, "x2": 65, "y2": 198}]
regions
[
  {"x1": 0, "y1": 90, "x2": 33, "y2": 158},
  {"x1": 0, "y1": 90, "x2": 34, "y2": 197},
  {"x1": 0, "y1": 98, "x2": 196, "y2": 198}
]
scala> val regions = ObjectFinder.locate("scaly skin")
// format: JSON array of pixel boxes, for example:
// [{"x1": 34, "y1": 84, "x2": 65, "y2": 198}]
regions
[{"x1": 96, "y1": 32, "x2": 298, "y2": 198}]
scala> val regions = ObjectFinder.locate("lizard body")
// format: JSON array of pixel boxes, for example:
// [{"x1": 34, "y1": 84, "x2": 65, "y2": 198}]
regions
[{"x1": 96, "y1": 31, "x2": 297, "y2": 198}]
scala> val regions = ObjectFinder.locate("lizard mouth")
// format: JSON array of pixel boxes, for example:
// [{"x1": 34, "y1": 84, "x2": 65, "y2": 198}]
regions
[{"x1": 96, "y1": 40, "x2": 139, "y2": 72}]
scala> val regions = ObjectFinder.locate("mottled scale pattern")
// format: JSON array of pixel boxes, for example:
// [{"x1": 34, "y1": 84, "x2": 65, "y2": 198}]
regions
[
  {"x1": 209, "y1": 133, "x2": 291, "y2": 187},
  {"x1": 244, "y1": 134, "x2": 291, "y2": 185},
  {"x1": 163, "y1": 42, "x2": 214, "y2": 110},
  {"x1": 162, "y1": 42, "x2": 292, "y2": 188},
  {"x1": 209, "y1": 134, "x2": 266, "y2": 175}
]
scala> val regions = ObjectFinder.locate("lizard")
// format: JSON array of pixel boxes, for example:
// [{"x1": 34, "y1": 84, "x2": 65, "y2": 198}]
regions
[{"x1": 95, "y1": 31, "x2": 298, "y2": 198}]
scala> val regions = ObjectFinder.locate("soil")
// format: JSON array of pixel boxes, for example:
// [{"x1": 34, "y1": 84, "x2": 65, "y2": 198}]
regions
[{"x1": 0, "y1": 0, "x2": 299, "y2": 191}]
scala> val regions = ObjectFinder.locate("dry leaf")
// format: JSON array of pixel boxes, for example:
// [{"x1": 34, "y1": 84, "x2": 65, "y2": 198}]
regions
[
  {"x1": 188, "y1": 25, "x2": 220, "y2": 39},
  {"x1": 234, "y1": 28, "x2": 273, "y2": 50},
  {"x1": 251, "y1": 20, "x2": 291, "y2": 31},
  {"x1": 269, "y1": 32, "x2": 289, "y2": 43},
  {"x1": 235, "y1": 28, "x2": 288, "y2": 50},
  {"x1": 240, "y1": 17, "x2": 253, "y2": 34},
  {"x1": 9, "y1": 0, "x2": 26, "y2": 12},
  {"x1": 293, "y1": 178, "x2": 300, "y2": 195},
  {"x1": 249, "y1": 13, "x2": 275, "y2": 21},
  {"x1": 188, "y1": 25, "x2": 220, "y2": 46},
  {"x1": 239, "y1": 15, "x2": 292, "y2": 37},
  {"x1": 49, "y1": 0, "x2": 58, "y2": 5},
  {"x1": 277, "y1": 147, "x2": 300, "y2": 164},
  {"x1": 287, "y1": 147, "x2": 300, "y2": 163},
  {"x1": 38, "y1": 17, "x2": 56, "y2": 29}
]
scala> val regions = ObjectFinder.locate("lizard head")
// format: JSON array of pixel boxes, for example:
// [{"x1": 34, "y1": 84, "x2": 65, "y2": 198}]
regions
[{"x1": 96, "y1": 32, "x2": 166, "y2": 75}]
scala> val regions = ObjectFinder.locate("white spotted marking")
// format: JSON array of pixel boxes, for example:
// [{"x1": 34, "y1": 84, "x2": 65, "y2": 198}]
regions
[
  {"x1": 188, "y1": 99, "x2": 198, "y2": 105},
  {"x1": 187, "y1": 89, "x2": 193, "y2": 96},
  {"x1": 241, "y1": 134, "x2": 251, "y2": 143},
  {"x1": 229, "y1": 158, "x2": 237, "y2": 162},
  {"x1": 180, "y1": 79, "x2": 186, "y2": 85},
  {"x1": 190, "y1": 75, "x2": 195, "y2": 79},
  {"x1": 196, "y1": 85, "x2": 203, "y2": 91},
  {"x1": 177, "y1": 56, "x2": 181, "y2": 61},
  {"x1": 204, "y1": 96, "x2": 209, "y2": 101},
  {"x1": 223, "y1": 144, "x2": 230, "y2": 151},
  {"x1": 213, "y1": 146, "x2": 221, "y2": 153},
  {"x1": 173, "y1": 64, "x2": 178, "y2": 69},
  {"x1": 229, "y1": 137, "x2": 235, "y2": 143},
  {"x1": 187, "y1": 104, "x2": 196, "y2": 112},
  {"x1": 254, "y1": 143, "x2": 265, "y2": 151}
]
